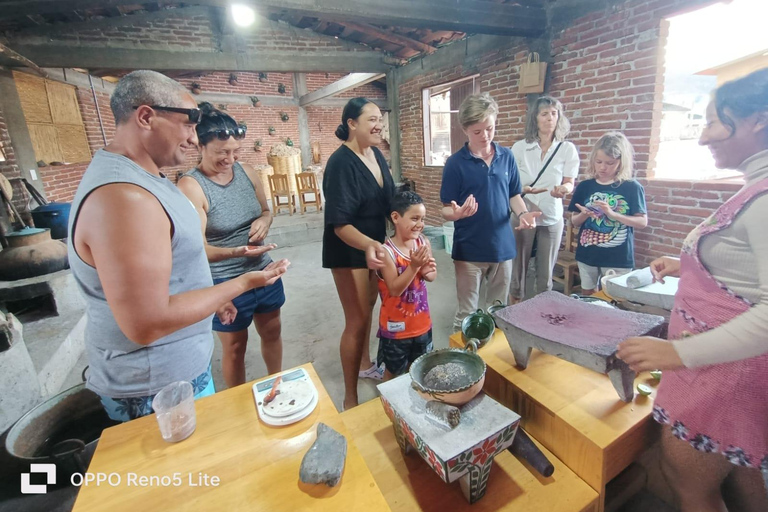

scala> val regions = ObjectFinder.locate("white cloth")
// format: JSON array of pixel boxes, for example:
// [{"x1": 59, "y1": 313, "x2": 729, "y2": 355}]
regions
[
  {"x1": 511, "y1": 140, "x2": 580, "y2": 226},
  {"x1": 673, "y1": 149, "x2": 768, "y2": 368}
]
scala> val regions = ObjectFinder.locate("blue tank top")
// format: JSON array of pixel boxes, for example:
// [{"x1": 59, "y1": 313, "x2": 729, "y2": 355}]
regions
[{"x1": 68, "y1": 150, "x2": 214, "y2": 398}]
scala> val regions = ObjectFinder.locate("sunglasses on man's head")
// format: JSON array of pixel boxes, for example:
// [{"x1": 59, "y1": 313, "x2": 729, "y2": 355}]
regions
[
  {"x1": 132, "y1": 105, "x2": 202, "y2": 124},
  {"x1": 200, "y1": 126, "x2": 247, "y2": 141}
]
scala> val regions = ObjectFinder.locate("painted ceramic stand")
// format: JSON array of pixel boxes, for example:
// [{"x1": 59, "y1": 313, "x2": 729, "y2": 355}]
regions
[
  {"x1": 378, "y1": 375, "x2": 520, "y2": 504},
  {"x1": 493, "y1": 292, "x2": 666, "y2": 402}
]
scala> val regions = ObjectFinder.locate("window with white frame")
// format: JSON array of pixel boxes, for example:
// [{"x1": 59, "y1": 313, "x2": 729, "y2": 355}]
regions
[{"x1": 422, "y1": 75, "x2": 479, "y2": 166}]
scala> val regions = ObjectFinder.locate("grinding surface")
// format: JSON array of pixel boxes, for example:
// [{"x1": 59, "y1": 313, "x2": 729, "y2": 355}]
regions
[
  {"x1": 494, "y1": 291, "x2": 665, "y2": 356},
  {"x1": 424, "y1": 362, "x2": 471, "y2": 390},
  {"x1": 378, "y1": 375, "x2": 520, "y2": 461}
]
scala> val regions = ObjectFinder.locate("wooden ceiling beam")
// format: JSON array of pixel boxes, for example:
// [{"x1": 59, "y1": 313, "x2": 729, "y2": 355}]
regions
[
  {"x1": 0, "y1": 0, "x2": 547, "y2": 36},
  {"x1": 337, "y1": 21, "x2": 436, "y2": 54}
]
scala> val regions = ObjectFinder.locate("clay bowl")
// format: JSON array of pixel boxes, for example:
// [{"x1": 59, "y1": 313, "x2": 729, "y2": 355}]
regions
[
  {"x1": 461, "y1": 309, "x2": 496, "y2": 348},
  {"x1": 409, "y1": 339, "x2": 486, "y2": 406}
]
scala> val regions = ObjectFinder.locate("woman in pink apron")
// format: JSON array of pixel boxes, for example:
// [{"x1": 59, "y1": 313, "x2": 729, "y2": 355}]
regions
[{"x1": 618, "y1": 68, "x2": 768, "y2": 512}]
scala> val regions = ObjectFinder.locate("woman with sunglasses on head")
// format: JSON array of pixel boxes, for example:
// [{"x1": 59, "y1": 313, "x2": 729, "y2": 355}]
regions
[{"x1": 179, "y1": 102, "x2": 286, "y2": 388}]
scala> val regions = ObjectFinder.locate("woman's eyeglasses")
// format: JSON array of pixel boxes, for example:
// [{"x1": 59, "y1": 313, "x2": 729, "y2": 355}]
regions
[
  {"x1": 133, "y1": 105, "x2": 202, "y2": 124},
  {"x1": 199, "y1": 126, "x2": 247, "y2": 141}
]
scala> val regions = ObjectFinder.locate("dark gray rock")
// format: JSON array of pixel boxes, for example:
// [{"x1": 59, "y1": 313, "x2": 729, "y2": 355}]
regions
[{"x1": 299, "y1": 423, "x2": 347, "y2": 487}]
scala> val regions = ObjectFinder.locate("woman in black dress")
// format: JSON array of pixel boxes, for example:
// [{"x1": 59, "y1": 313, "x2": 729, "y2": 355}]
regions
[{"x1": 323, "y1": 97, "x2": 395, "y2": 410}]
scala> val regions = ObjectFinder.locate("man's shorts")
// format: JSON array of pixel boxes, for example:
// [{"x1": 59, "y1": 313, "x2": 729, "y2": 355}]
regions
[
  {"x1": 212, "y1": 277, "x2": 285, "y2": 332},
  {"x1": 377, "y1": 329, "x2": 433, "y2": 376}
]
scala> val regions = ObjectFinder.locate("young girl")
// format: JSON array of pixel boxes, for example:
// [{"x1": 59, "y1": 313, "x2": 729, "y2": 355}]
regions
[
  {"x1": 377, "y1": 190, "x2": 437, "y2": 380},
  {"x1": 568, "y1": 132, "x2": 648, "y2": 295}
]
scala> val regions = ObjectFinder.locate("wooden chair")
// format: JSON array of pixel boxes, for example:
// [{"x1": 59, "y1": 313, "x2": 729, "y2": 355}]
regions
[
  {"x1": 553, "y1": 219, "x2": 580, "y2": 295},
  {"x1": 268, "y1": 174, "x2": 295, "y2": 216},
  {"x1": 294, "y1": 172, "x2": 322, "y2": 214}
]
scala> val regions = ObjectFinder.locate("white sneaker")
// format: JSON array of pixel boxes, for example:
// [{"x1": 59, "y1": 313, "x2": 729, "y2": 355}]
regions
[{"x1": 359, "y1": 363, "x2": 384, "y2": 381}]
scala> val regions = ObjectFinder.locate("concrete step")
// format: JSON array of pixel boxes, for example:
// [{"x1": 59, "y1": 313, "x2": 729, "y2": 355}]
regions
[{"x1": 265, "y1": 210, "x2": 324, "y2": 248}]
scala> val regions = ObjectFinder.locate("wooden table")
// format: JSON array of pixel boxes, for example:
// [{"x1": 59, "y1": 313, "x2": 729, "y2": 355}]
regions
[
  {"x1": 450, "y1": 330, "x2": 658, "y2": 512},
  {"x1": 341, "y1": 399, "x2": 598, "y2": 512},
  {"x1": 72, "y1": 364, "x2": 389, "y2": 512}
]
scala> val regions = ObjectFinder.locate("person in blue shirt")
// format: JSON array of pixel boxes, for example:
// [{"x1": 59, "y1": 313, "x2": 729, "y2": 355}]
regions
[
  {"x1": 440, "y1": 93, "x2": 540, "y2": 332},
  {"x1": 568, "y1": 132, "x2": 648, "y2": 294}
]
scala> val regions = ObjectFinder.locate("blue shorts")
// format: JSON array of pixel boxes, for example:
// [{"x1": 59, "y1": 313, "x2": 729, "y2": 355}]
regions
[
  {"x1": 212, "y1": 277, "x2": 285, "y2": 332},
  {"x1": 99, "y1": 363, "x2": 216, "y2": 422}
]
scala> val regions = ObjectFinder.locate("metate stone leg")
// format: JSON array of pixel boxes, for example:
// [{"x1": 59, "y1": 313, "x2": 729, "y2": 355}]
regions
[
  {"x1": 510, "y1": 343, "x2": 532, "y2": 369},
  {"x1": 607, "y1": 366, "x2": 635, "y2": 403},
  {"x1": 392, "y1": 417, "x2": 413, "y2": 456},
  {"x1": 459, "y1": 457, "x2": 495, "y2": 504}
]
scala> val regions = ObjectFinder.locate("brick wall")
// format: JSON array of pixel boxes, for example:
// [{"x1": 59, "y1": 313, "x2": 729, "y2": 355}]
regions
[
  {"x1": 398, "y1": 44, "x2": 530, "y2": 226},
  {"x1": 30, "y1": 70, "x2": 386, "y2": 201},
  {"x1": 397, "y1": 0, "x2": 736, "y2": 265},
  {"x1": 547, "y1": 0, "x2": 731, "y2": 266}
]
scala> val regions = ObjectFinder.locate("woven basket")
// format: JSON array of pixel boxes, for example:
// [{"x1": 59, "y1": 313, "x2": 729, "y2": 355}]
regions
[
  {"x1": 267, "y1": 153, "x2": 301, "y2": 196},
  {"x1": 254, "y1": 164, "x2": 274, "y2": 195}
]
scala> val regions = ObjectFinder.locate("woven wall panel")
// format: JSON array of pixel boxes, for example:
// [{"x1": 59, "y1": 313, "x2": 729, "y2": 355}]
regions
[
  {"x1": 57, "y1": 125, "x2": 91, "y2": 163},
  {"x1": 47, "y1": 80, "x2": 84, "y2": 126},
  {"x1": 28, "y1": 124, "x2": 61, "y2": 163},
  {"x1": 14, "y1": 71, "x2": 52, "y2": 124}
]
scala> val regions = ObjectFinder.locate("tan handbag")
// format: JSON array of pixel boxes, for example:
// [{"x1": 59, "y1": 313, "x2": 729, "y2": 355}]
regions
[{"x1": 519, "y1": 52, "x2": 547, "y2": 94}]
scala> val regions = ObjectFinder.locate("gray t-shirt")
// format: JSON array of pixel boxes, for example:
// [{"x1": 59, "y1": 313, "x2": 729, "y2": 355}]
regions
[
  {"x1": 68, "y1": 150, "x2": 214, "y2": 398},
  {"x1": 183, "y1": 162, "x2": 271, "y2": 279}
]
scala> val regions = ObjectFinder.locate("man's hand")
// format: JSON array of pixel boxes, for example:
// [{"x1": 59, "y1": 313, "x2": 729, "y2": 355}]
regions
[
  {"x1": 216, "y1": 301, "x2": 237, "y2": 325},
  {"x1": 245, "y1": 259, "x2": 290, "y2": 288}
]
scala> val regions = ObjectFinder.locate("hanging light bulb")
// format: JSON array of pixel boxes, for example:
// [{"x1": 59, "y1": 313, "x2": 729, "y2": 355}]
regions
[{"x1": 231, "y1": 4, "x2": 256, "y2": 27}]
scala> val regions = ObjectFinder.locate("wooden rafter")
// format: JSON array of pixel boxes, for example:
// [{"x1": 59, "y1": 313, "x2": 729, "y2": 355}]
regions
[
  {"x1": 337, "y1": 21, "x2": 436, "y2": 54},
  {"x1": 0, "y1": 42, "x2": 47, "y2": 77}
]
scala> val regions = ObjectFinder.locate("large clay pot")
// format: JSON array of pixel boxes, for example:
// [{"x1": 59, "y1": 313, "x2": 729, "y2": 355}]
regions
[{"x1": 0, "y1": 227, "x2": 69, "y2": 281}]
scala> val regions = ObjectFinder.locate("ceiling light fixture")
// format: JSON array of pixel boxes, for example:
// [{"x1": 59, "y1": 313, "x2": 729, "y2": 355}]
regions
[{"x1": 231, "y1": 4, "x2": 256, "y2": 27}]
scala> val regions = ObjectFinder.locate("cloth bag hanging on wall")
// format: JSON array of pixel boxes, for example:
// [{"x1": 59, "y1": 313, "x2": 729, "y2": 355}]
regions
[{"x1": 518, "y1": 52, "x2": 548, "y2": 94}]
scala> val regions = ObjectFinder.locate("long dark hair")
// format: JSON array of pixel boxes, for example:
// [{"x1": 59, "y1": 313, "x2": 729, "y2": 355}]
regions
[
  {"x1": 196, "y1": 102, "x2": 241, "y2": 145},
  {"x1": 714, "y1": 67, "x2": 768, "y2": 135},
  {"x1": 335, "y1": 97, "x2": 373, "y2": 141}
]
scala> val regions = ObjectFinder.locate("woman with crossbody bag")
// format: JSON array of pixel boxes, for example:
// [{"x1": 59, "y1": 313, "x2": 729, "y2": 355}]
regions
[{"x1": 510, "y1": 96, "x2": 580, "y2": 303}]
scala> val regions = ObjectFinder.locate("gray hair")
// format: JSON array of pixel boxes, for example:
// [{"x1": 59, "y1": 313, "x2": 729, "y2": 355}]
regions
[
  {"x1": 524, "y1": 96, "x2": 570, "y2": 143},
  {"x1": 458, "y1": 93, "x2": 499, "y2": 129},
  {"x1": 110, "y1": 70, "x2": 188, "y2": 125}
]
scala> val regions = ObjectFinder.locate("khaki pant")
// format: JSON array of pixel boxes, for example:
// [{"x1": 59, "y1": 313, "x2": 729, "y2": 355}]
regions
[
  {"x1": 509, "y1": 217, "x2": 564, "y2": 300},
  {"x1": 453, "y1": 260, "x2": 513, "y2": 332}
]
